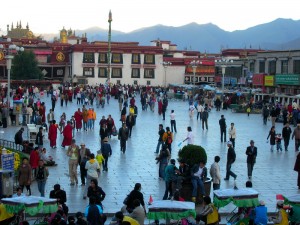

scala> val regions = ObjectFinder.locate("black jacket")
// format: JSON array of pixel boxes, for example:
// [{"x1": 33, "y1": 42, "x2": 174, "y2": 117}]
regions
[
  {"x1": 219, "y1": 118, "x2": 226, "y2": 130},
  {"x1": 87, "y1": 186, "x2": 106, "y2": 205},
  {"x1": 246, "y1": 146, "x2": 257, "y2": 164},
  {"x1": 282, "y1": 127, "x2": 292, "y2": 139},
  {"x1": 15, "y1": 130, "x2": 23, "y2": 144},
  {"x1": 191, "y1": 164, "x2": 207, "y2": 180},
  {"x1": 227, "y1": 146, "x2": 236, "y2": 164}
]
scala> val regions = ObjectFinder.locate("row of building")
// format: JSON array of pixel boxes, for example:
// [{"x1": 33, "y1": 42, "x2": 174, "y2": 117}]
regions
[{"x1": 0, "y1": 22, "x2": 299, "y2": 95}]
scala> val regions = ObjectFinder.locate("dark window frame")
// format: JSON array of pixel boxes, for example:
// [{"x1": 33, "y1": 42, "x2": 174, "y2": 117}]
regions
[
  {"x1": 98, "y1": 67, "x2": 107, "y2": 78},
  {"x1": 259, "y1": 61, "x2": 265, "y2": 73},
  {"x1": 83, "y1": 52, "x2": 95, "y2": 63},
  {"x1": 98, "y1": 53, "x2": 108, "y2": 63},
  {"x1": 111, "y1": 53, "x2": 123, "y2": 64},
  {"x1": 111, "y1": 68, "x2": 122, "y2": 78},
  {"x1": 132, "y1": 53, "x2": 141, "y2": 64},
  {"x1": 83, "y1": 67, "x2": 95, "y2": 77},
  {"x1": 144, "y1": 54, "x2": 155, "y2": 64},
  {"x1": 144, "y1": 68, "x2": 155, "y2": 79},
  {"x1": 131, "y1": 68, "x2": 140, "y2": 78},
  {"x1": 293, "y1": 60, "x2": 300, "y2": 74}
]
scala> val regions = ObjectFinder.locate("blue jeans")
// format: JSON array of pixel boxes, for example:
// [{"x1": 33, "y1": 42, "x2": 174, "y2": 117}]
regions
[
  {"x1": 37, "y1": 180, "x2": 46, "y2": 197},
  {"x1": 88, "y1": 119, "x2": 92, "y2": 129},
  {"x1": 83, "y1": 122, "x2": 87, "y2": 130},
  {"x1": 191, "y1": 177, "x2": 205, "y2": 197},
  {"x1": 156, "y1": 140, "x2": 163, "y2": 153}
]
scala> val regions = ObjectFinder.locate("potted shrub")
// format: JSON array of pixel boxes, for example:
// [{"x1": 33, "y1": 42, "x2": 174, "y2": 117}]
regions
[{"x1": 178, "y1": 144, "x2": 211, "y2": 203}]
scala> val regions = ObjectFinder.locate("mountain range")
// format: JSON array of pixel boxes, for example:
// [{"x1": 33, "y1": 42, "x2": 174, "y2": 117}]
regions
[{"x1": 42, "y1": 18, "x2": 300, "y2": 53}]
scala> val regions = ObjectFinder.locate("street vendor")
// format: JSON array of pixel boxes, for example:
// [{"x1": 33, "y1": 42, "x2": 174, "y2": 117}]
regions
[{"x1": 270, "y1": 200, "x2": 289, "y2": 225}]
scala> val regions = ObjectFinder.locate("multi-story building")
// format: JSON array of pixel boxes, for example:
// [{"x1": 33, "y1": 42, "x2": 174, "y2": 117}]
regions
[{"x1": 248, "y1": 50, "x2": 300, "y2": 95}]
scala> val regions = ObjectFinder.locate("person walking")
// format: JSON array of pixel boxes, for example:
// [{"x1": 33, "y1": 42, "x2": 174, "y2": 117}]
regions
[
  {"x1": 35, "y1": 160, "x2": 49, "y2": 197},
  {"x1": 210, "y1": 156, "x2": 221, "y2": 190},
  {"x1": 170, "y1": 110, "x2": 177, "y2": 133},
  {"x1": 282, "y1": 123, "x2": 292, "y2": 151},
  {"x1": 246, "y1": 140, "x2": 257, "y2": 180},
  {"x1": 100, "y1": 137, "x2": 112, "y2": 171},
  {"x1": 267, "y1": 126, "x2": 276, "y2": 152},
  {"x1": 35, "y1": 127, "x2": 44, "y2": 149},
  {"x1": 163, "y1": 159, "x2": 179, "y2": 200},
  {"x1": 197, "y1": 101, "x2": 204, "y2": 121},
  {"x1": 292, "y1": 123, "x2": 300, "y2": 152},
  {"x1": 126, "y1": 112, "x2": 136, "y2": 138},
  {"x1": 224, "y1": 141, "x2": 237, "y2": 181},
  {"x1": 202, "y1": 107, "x2": 209, "y2": 130},
  {"x1": 48, "y1": 120, "x2": 59, "y2": 149},
  {"x1": 74, "y1": 108, "x2": 83, "y2": 131},
  {"x1": 118, "y1": 123, "x2": 129, "y2": 153},
  {"x1": 66, "y1": 139, "x2": 80, "y2": 185},
  {"x1": 219, "y1": 115, "x2": 227, "y2": 142},
  {"x1": 162, "y1": 127, "x2": 173, "y2": 153},
  {"x1": 83, "y1": 154, "x2": 100, "y2": 200},
  {"x1": 18, "y1": 157, "x2": 32, "y2": 195},
  {"x1": 156, "y1": 145, "x2": 170, "y2": 180},
  {"x1": 183, "y1": 126, "x2": 194, "y2": 145},
  {"x1": 228, "y1": 123, "x2": 236, "y2": 148},
  {"x1": 155, "y1": 124, "x2": 165, "y2": 154},
  {"x1": 78, "y1": 143, "x2": 91, "y2": 186},
  {"x1": 62, "y1": 121, "x2": 73, "y2": 148}
]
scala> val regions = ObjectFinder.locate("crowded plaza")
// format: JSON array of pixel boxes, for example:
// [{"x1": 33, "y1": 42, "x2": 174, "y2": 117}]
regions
[{"x1": 0, "y1": 83, "x2": 300, "y2": 225}]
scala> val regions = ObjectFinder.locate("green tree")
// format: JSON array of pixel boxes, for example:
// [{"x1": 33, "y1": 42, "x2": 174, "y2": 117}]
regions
[{"x1": 11, "y1": 50, "x2": 43, "y2": 80}]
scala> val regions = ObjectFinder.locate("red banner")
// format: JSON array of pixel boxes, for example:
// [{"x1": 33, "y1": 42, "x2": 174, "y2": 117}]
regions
[
  {"x1": 252, "y1": 74, "x2": 264, "y2": 86},
  {"x1": 185, "y1": 65, "x2": 215, "y2": 74}
]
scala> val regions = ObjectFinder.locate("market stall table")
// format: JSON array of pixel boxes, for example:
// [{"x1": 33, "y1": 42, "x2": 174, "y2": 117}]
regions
[
  {"x1": 147, "y1": 200, "x2": 196, "y2": 222},
  {"x1": 2, "y1": 195, "x2": 58, "y2": 217},
  {"x1": 213, "y1": 188, "x2": 259, "y2": 208}
]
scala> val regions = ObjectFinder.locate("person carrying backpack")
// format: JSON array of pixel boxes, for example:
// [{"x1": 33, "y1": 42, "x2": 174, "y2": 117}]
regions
[{"x1": 162, "y1": 127, "x2": 173, "y2": 153}]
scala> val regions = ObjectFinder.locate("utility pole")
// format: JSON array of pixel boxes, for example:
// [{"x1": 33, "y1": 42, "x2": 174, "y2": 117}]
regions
[{"x1": 107, "y1": 10, "x2": 112, "y2": 84}]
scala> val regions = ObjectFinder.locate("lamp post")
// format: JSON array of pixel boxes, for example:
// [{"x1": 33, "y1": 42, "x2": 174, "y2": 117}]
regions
[
  {"x1": 162, "y1": 61, "x2": 172, "y2": 88},
  {"x1": 190, "y1": 60, "x2": 200, "y2": 98},
  {"x1": 215, "y1": 58, "x2": 233, "y2": 95},
  {"x1": 0, "y1": 43, "x2": 24, "y2": 108}
]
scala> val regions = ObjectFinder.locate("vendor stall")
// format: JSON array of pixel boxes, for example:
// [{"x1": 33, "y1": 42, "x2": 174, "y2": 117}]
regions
[
  {"x1": 147, "y1": 200, "x2": 196, "y2": 221},
  {"x1": 2, "y1": 196, "x2": 58, "y2": 217},
  {"x1": 213, "y1": 188, "x2": 259, "y2": 208}
]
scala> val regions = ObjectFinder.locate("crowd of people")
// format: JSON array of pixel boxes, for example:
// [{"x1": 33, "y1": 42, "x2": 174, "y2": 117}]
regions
[{"x1": 0, "y1": 83, "x2": 300, "y2": 225}]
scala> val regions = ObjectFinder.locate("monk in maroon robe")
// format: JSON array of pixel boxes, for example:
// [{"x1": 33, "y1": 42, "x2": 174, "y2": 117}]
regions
[
  {"x1": 74, "y1": 108, "x2": 83, "y2": 131},
  {"x1": 48, "y1": 120, "x2": 58, "y2": 148},
  {"x1": 62, "y1": 121, "x2": 73, "y2": 147}
]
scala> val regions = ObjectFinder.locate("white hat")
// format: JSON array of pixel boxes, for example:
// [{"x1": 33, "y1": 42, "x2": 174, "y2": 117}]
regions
[{"x1": 227, "y1": 141, "x2": 232, "y2": 145}]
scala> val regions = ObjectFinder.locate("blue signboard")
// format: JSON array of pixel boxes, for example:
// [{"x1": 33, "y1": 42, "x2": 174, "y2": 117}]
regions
[{"x1": 1, "y1": 153, "x2": 14, "y2": 170}]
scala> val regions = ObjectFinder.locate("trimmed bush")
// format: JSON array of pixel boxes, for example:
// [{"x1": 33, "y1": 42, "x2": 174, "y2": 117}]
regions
[{"x1": 178, "y1": 144, "x2": 207, "y2": 166}]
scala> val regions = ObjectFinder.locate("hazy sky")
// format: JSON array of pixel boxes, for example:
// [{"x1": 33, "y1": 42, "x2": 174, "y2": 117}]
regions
[{"x1": 1, "y1": 0, "x2": 299, "y2": 35}]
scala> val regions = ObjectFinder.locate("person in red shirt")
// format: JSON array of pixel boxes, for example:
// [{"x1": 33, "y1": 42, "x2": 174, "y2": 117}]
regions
[
  {"x1": 74, "y1": 108, "x2": 83, "y2": 131},
  {"x1": 30, "y1": 147, "x2": 40, "y2": 177}
]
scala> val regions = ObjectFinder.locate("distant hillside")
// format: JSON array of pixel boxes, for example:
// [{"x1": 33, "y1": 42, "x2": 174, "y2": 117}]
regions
[{"x1": 42, "y1": 18, "x2": 300, "y2": 52}]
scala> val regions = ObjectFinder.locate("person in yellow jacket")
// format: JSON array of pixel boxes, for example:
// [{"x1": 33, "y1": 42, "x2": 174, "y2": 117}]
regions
[
  {"x1": 270, "y1": 200, "x2": 289, "y2": 225},
  {"x1": 196, "y1": 196, "x2": 219, "y2": 225},
  {"x1": 96, "y1": 150, "x2": 105, "y2": 172},
  {"x1": 115, "y1": 211, "x2": 140, "y2": 225}
]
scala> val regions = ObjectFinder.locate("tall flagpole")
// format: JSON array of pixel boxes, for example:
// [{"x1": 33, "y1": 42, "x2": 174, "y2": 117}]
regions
[{"x1": 107, "y1": 10, "x2": 112, "y2": 85}]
